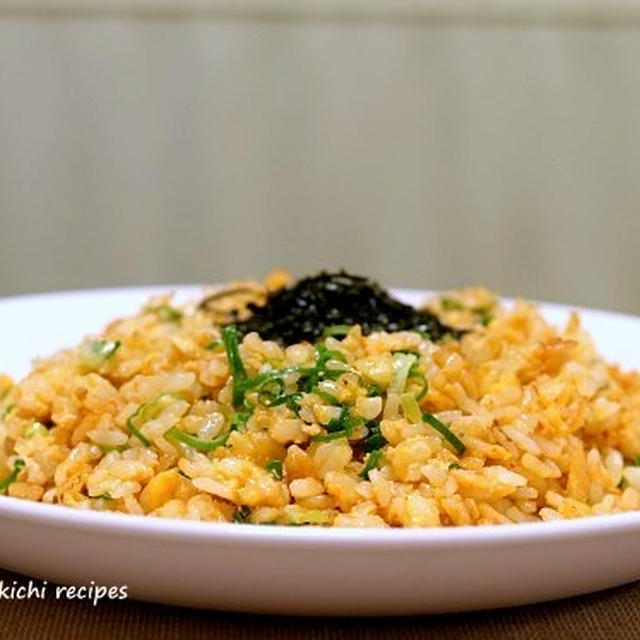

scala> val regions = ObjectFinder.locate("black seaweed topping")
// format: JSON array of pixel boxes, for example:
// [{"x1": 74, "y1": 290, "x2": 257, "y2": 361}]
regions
[{"x1": 227, "y1": 271, "x2": 462, "y2": 346}]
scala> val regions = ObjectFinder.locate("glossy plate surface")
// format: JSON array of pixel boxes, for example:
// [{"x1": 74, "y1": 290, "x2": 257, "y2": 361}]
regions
[{"x1": 1, "y1": 286, "x2": 639, "y2": 615}]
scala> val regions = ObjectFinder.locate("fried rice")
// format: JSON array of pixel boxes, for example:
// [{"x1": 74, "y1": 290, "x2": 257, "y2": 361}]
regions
[{"x1": 2, "y1": 275, "x2": 640, "y2": 528}]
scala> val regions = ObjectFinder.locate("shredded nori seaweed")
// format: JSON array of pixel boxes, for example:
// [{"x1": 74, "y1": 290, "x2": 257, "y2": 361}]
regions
[{"x1": 225, "y1": 271, "x2": 462, "y2": 346}]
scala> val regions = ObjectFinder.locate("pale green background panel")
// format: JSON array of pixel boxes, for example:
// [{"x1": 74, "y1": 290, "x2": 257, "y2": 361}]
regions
[{"x1": 0, "y1": 9, "x2": 638, "y2": 312}]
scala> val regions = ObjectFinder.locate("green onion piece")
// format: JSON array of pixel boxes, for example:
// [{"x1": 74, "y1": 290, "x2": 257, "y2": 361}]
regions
[
  {"x1": 165, "y1": 427, "x2": 231, "y2": 452},
  {"x1": 422, "y1": 412, "x2": 466, "y2": 454},
  {"x1": 294, "y1": 345, "x2": 350, "y2": 392},
  {"x1": 255, "y1": 377, "x2": 286, "y2": 405},
  {"x1": 363, "y1": 423, "x2": 387, "y2": 452},
  {"x1": 222, "y1": 325, "x2": 248, "y2": 409},
  {"x1": 316, "y1": 343, "x2": 347, "y2": 365},
  {"x1": 98, "y1": 493, "x2": 113, "y2": 500},
  {"x1": 78, "y1": 338, "x2": 121, "y2": 370},
  {"x1": 233, "y1": 505, "x2": 251, "y2": 523},
  {"x1": 400, "y1": 394, "x2": 422, "y2": 424},
  {"x1": 312, "y1": 407, "x2": 364, "y2": 442},
  {"x1": 313, "y1": 388, "x2": 340, "y2": 405},
  {"x1": 0, "y1": 459, "x2": 25, "y2": 494},
  {"x1": 634, "y1": 455, "x2": 640, "y2": 467},
  {"x1": 167, "y1": 409, "x2": 247, "y2": 451},
  {"x1": 1, "y1": 404, "x2": 15, "y2": 420},
  {"x1": 126, "y1": 418, "x2": 152, "y2": 447},
  {"x1": 325, "y1": 407, "x2": 350, "y2": 433},
  {"x1": 312, "y1": 431, "x2": 348, "y2": 442},
  {"x1": 470, "y1": 305, "x2": 493, "y2": 327},
  {"x1": 267, "y1": 392, "x2": 302, "y2": 412},
  {"x1": 311, "y1": 407, "x2": 365, "y2": 442},
  {"x1": 388, "y1": 353, "x2": 418, "y2": 396},
  {"x1": 360, "y1": 449, "x2": 382, "y2": 479},
  {"x1": 243, "y1": 373, "x2": 302, "y2": 411},
  {"x1": 229, "y1": 412, "x2": 251, "y2": 432},
  {"x1": 146, "y1": 305, "x2": 182, "y2": 323},
  {"x1": 408, "y1": 363, "x2": 428, "y2": 401},
  {"x1": 205, "y1": 339, "x2": 222, "y2": 351},
  {"x1": 265, "y1": 459, "x2": 283, "y2": 480},
  {"x1": 366, "y1": 384, "x2": 382, "y2": 398},
  {"x1": 99, "y1": 445, "x2": 126, "y2": 454},
  {"x1": 449, "y1": 462, "x2": 461, "y2": 470},
  {"x1": 322, "y1": 325, "x2": 353, "y2": 338},
  {"x1": 23, "y1": 421, "x2": 49, "y2": 439},
  {"x1": 236, "y1": 371, "x2": 277, "y2": 395},
  {"x1": 126, "y1": 393, "x2": 177, "y2": 447},
  {"x1": 441, "y1": 297, "x2": 465, "y2": 311}
]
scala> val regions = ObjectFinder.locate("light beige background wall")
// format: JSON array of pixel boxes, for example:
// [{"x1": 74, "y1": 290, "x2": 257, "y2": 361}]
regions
[{"x1": 0, "y1": 3, "x2": 639, "y2": 312}]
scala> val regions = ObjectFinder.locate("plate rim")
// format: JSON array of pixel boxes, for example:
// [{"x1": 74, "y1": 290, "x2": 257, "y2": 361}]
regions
[{"x1": 2, "y1": 495, "x2": 640, "y2": 548}]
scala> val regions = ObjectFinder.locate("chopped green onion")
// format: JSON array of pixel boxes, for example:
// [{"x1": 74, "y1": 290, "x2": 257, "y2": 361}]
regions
[
  {"x1": 312, "y1": 432, "x2": 347, "y2": 442},
  {"x1": 23, "y1": 421, "x2": 49, "y2": 439},
  {"x1": 267, "y1": 392, "x2": 302, "y2": 412},
  {"x1": 255, "y1": 377, "x2": 286, "y2": 405},
  {"x1": 222, "y1": 325, "x2": 248, "y2": 409},
  {"x1": 126, "y1": 393, "x2": 177, "y2": 447},
  {"x1": 408, "y1": 362, "x2": 428, "y2": 401},
  {"x1": 205, "y1": 339, "x2": 222, "y2": 351},
  {"x1": 441, "y1": 298, "x2": 493, "y2": 326},
  {"x1": 322, "y1": 325, "x2": 353, "y2": 338},
  {"x1": 236, "y1": 371, "x2": 278, "y2": 394},
  {"x1": 388, "y1": 353, "x2": 418, "y2": 396},
  {"x1": 98, "y1": 492, "x2": 113, "y2": 500},
  {"x1": 165, "y1": 427, "x2": 231, "y2": 452},
  {"x1": 265, "y1": 459, "x2": 283, "y2": 480},
  {"x1": 229, "y1": 412, "x2": 251, "y2": 432},
  {"x1": 366, "y1": 384, "x2": 382, "y2": 398},
  {"x1": 295, "y1": 344, "x2": 348, "y2": 392},
  {"x1": 126, "y1": 416, "x2": 151, "y2": 446},
  {"x1": 233, "y1": 505, "x2": 251, "y2": 523},
  {"x1": 325, "y1": 407, "x2": 350, "y2": 432},
  {"x1": 1, "y1": 404, "x2": 15, "y2": 420},
  {"x1": 316, "y1": 343, "x2": 347, "y2": 365},
  {"x1": 78, "y1": 338, "x2": 121, "y2": 370},
  {"x1": 470, "y1": 305, "x2": 493, "y2": 327},
  {"x1": 363, "y1": 423, "x2": 387, "y2": 452},
  {"x1": 146, "y1": 305, "x2": 182, "y2": 323},
  {"x1": 440, "y1": 297, "x2": 465, "y2": 311},
  {"x1": 422, "y1": 412, "x2": 466, "y2": 454},
  {"x1": 99, "y1": 445, "x2": 125, "y2": 454},
  {"x1": 360, "y1": 449, "x2": 382, "y2": 479},
  {"x1": 449, "y1": 462, "x2": 461, "y2": 470},
  {"x1": 0, "y1": 459, "x2": 25, "y2": 494},
  {"x1": 243, "y1": 372, "x2": 302, "y2": 412},
  {"x1": 312, "y1": 407, "x2": 364, "y2": 442},
  {"x1": 313, "y1": 388, "x2": 340, "y2": 405},
  {"x1": 400, "y1": 394, "x2": 422, "y2": 424},
  {"x1": 634, "y1": 455, "x2": 640, "y2": 467}
]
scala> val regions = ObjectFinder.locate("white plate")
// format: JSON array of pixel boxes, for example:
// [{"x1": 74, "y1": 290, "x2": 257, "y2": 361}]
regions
[{"x1": 1, "y1": 286, "x2": 640, "y2": 615}]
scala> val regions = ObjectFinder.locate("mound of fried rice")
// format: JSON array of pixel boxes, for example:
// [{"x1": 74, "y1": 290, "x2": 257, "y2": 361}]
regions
[{"x1": 2, "y1": 278, "x2": 640, "y2": 528}]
